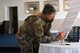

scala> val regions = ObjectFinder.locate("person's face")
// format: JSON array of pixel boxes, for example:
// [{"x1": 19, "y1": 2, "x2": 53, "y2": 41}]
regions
[{"x1": 45, "y1": 12, "x2": 55, "y2": 21}]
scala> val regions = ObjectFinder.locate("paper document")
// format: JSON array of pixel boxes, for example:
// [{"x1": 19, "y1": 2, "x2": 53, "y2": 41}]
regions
[{"x1": 59, "y1": 0, "x2": 80, "y2": 39}]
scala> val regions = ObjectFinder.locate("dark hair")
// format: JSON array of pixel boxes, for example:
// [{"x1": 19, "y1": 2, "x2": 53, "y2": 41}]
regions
[{"x1": 42, "y1": 4, "x2": 56, "y2": 15}]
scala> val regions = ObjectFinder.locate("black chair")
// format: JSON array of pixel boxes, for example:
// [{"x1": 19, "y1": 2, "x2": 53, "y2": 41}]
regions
[
  {"x1": 0, "y1": 21, "x2": 4, "y2": 34},
  {"x1": 0, "y1": 21, "x2": 9, "y2": 34},
  {"x1": 65, "y1": 26, "x2": 80, "y2": 42}
]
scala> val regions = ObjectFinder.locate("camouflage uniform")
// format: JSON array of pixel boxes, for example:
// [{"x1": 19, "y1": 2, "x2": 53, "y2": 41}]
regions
[{"x1": 16, "y1": 14, "x2": 56, "y2": 53}]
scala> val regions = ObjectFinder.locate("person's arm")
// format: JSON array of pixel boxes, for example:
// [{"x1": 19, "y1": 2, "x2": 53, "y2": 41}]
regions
[
  {"x1": 45, "y1": 23, "x2": 66, "y2": 41},
  {"x1": 44, "y1": 23, "x2": 52, "y2": 36},
  {"x1": 33, "y1": 17, "x2": 44, "y2": 38},
  {"x1": 43, "y1": 22, "x2": 57, "y2": 42}
]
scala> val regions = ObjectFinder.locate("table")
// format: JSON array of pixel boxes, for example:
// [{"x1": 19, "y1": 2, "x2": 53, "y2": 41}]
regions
[{"x1": 39, "y1": 41, "x2": 80, "y2": 53}]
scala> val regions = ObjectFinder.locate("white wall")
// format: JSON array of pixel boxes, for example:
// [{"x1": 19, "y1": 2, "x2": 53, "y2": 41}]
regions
[
  {"x1": 0, "y1": 0, "x2": 80, "y2": 30},
  {"x1": 0, "y1": 0, "x2": 44, "y2": 21},
  {"x1": 1, "y1": 0, "x2": 80, "y2": 21},
  {"x1": 0, "y1": 0, "x2": 80, "y2": 20}
]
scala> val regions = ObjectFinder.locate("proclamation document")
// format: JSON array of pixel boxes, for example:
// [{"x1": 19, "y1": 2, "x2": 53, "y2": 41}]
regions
[{"x1": 59, "y1": 0, "x2": 80, "y2": 40}]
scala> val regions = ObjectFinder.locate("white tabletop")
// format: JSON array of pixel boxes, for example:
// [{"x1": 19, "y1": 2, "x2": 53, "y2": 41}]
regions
[{"x1": 39, "y1": 40, "x2": 80, "y2": 53}]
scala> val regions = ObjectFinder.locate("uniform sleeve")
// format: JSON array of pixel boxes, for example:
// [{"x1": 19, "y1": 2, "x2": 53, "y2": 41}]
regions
[
  {"x1": 44, "y1": 23, "x2": 52, "y2": 36},
  {"x1": 33, "y1": 18, "x2": 44, "y2": 38},
  {"x1": 44, "y1": 23, "x2": 57, "y2": 41}
]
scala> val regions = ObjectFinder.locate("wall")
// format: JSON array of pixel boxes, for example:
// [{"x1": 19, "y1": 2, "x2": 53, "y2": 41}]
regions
[
  {"x1": 0, "y1": 0, "x2": 80, "y2": 31},
  {"x1": 0, "y1": 0, "x2": 43, "y2": 21}
]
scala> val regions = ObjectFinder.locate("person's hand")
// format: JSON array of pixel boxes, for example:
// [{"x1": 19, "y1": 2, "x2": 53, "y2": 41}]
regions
[
  {"x1": 57, "y1": 31, "x2": 65, "y2": 42},
  {"x1": 40, "y1": 36, "x2": 53, "y2": 43}
]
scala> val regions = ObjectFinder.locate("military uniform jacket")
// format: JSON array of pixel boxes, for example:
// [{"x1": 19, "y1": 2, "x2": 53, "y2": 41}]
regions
[{"x1": 17, "y1": 14, "x2": 56, "y2": 43}]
